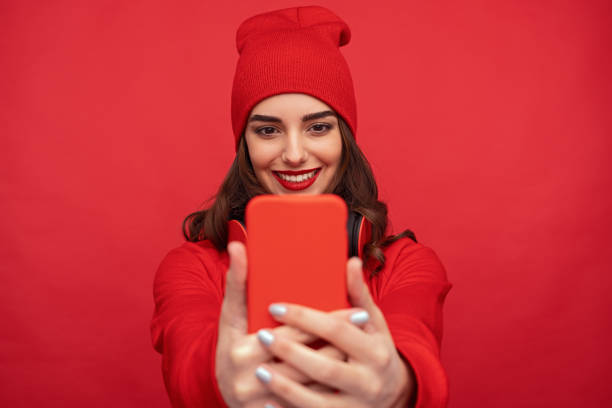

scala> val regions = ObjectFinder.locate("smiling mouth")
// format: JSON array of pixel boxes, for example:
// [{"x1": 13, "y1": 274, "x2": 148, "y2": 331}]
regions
[
  {"x1": 273, "y1": 168, "x2": 320, "y2": 182},
  {"x1": 272, "y1": 168, "x2": 321, "y2": 190}
]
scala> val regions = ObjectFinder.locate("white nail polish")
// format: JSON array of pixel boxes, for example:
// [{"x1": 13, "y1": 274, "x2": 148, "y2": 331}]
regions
[
  {"x1": 257, "y1": 329, "x2": 275, "y2": 346},
  {"x1": 269, "y1": 303, "x2": 287, "y2": 316},
  {"x1": 255, "y1": 366, "x2": 272, "y2": 383},
  {"x1": 350, "y1": 310, "x2": 370, "y2": 324}
]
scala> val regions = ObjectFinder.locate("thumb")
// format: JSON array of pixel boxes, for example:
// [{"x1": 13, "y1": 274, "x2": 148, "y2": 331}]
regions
[
  {"x1": 220, "y1": 241, "x2": 248, "y2": 333},
  {"x1": 346, "y1": 257, "x2": 388, "y2": 333}
]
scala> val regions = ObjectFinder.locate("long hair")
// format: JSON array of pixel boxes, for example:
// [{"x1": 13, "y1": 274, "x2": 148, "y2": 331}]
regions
[{"x1": 182, "y1": 115, "x2": 416, "y2": 276}]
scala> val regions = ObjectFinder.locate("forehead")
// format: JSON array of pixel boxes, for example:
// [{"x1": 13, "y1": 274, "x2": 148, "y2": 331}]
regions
[{"x1": 250, "y1": 93, "x2": 333, "y2": 116}]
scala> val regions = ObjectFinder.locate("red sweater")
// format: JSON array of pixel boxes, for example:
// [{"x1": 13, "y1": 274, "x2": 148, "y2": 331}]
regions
[{"x1": 151, "y1": 237, "x2": 452, "y2": 407}]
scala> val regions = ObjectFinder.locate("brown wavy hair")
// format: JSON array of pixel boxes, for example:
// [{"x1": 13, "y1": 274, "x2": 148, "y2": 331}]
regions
[{"x1": 182, "y1": 115, "x2": 416, "y2": 276}]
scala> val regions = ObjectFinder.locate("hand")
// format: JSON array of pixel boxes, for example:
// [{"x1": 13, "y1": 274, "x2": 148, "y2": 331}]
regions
[
  {"x1": 215, "y1": 242, "x2": 347, "y2": 407},
  {"x1": 252, "y1": 257, "x2": 417, "y2": 408}
]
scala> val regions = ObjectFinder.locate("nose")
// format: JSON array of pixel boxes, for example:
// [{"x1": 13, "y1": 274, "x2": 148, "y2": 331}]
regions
[{"x1": 281, "y1": 131, "x2": 308, "y2": 166}]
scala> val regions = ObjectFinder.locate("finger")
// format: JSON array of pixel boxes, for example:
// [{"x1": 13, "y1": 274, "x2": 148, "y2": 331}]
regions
[
  {"x1": 229, "y1": 332, "x2": 351, "y2": 401},
  {"x1": 255, "y1": 365, "x2": 345, "y2": 408},
  {"x1": 317, "y1": 343, "x2": 347, "y2": 362},
  {"x1": 227, "y1": 323, "x2": 335, "y2": 377},
  {"x1": 306, "y1": 383, "x2": 336, "y2": 394},
  {"x1": 271, "y1": 306, "x2": 367, "y2": 344},
  {"x1": 219, "y1": 241, "x2": 248, "y2": 333},
  {"x1": 255, "y1": 365, "x2": 364, "y2": 408},
  {"x1": 270, "y1": 344, "x2": 347, "y2": 383},
  {"x1": 257, "y1": 330, "x2": 371, "y2": 394},
  {"x1": 232, "y1": 366, "x2": 334, "y2": 407},
  {"x1": 226, "y1": 352, "x2": 322, "y2": 404},
  {"x1": 227, "y1": 309, "x2": 356, "y2": 378},
  {"x1": 249, "y1": 399, "x2": 290, "y2": 408},
  {"x1": 229, "y1": 322, "x2": 331, "y2": 372},
  {"x1": 266, "y1": 304, "x2": 379, "y2": 362},
  {"x1": 346, "y1": 257, "x2": 389, "y2": 333},
  {"x1": 225, "y1": 241, "x2": 248, "y2": 305},
  {"x1": 243, "y1": 397, "x2": 286, "y2": 408},
  {"x1": 271, "y1": 325, "x2": 313, "y2": 345}
]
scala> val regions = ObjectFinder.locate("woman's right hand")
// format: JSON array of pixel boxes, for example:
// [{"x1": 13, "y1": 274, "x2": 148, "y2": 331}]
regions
[{"x1": 215, "y1": 242, "x2": 345, "y2": 407}]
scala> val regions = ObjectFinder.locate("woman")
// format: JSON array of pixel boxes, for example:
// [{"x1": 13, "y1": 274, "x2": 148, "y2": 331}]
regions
[{"x1": 151, "y1": 6, "x2": 452, "y2": 408}]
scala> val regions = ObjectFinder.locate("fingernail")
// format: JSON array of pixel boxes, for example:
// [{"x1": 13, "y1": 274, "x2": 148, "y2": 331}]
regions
[
  {"x1": 350, "y1": 310, "x2": 370, "y2": 324},
  {"x1": 264, "y1": 404, "x2": 275, "y2": 408},
  {"x1": 255, "y1": 366, "x2": 272, "y2": 383},
  {"x1": 268, "y1": 303, "x2": 287, "y2": 316},
  {"x1": 257, "y1": 329, "x2": 275, "y2": 346}
]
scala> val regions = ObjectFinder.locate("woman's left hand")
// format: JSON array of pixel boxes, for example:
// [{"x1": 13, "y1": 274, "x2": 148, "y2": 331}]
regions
[{"x1": 253, "y1": 257, "x2": 416, "y2": 408}]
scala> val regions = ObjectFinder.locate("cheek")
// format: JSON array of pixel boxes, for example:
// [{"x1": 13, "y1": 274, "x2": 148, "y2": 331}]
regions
[
  {"x1": 245, "y1": 136, "x2": 280, "y2": 172},
  {"x1": 318, "y1": 134, "x2": 343, "y2": 167}
]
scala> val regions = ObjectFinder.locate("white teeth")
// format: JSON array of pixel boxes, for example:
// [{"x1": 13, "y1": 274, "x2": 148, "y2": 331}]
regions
[{"x1": 277, "y1": 170, "x2": 317, "y2": 182}]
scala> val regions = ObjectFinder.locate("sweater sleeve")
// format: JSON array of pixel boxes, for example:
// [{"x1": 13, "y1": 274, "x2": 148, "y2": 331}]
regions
[
  {"x1": 150, "y1": 244, "x2": 229, "y2": 407},
  {"x1": 375, "y1": 242, "x2": 453, "y2": 408}
]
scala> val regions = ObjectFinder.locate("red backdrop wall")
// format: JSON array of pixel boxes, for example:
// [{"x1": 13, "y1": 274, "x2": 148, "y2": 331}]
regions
[{"x1": 2, "y1": 1, "x2": 611, "y2": 407}]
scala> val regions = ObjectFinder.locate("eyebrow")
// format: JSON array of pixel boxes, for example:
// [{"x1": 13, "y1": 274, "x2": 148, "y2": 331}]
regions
[{"x1": 248, "y1": 110, "x2": 336, "y2": 123}]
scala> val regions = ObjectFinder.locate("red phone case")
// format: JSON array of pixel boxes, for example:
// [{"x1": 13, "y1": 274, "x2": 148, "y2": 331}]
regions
[{"x1": 246, "y1": 194, "x2": 349, "y2": 333}]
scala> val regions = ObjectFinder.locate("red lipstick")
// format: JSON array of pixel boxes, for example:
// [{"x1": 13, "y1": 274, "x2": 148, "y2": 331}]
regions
[{"x1": 272, "y1": 168, "x2": 321, "y2": 191}]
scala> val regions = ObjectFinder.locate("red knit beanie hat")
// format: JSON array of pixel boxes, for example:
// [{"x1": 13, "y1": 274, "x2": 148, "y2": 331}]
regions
[{"x1": 231, "y1": 6, "x2": 357, "y2": 150}]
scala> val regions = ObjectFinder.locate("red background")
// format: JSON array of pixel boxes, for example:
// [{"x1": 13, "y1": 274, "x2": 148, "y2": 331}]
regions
[{"x1": 2, "y1": 1, "x2": 611, "y2": 406}]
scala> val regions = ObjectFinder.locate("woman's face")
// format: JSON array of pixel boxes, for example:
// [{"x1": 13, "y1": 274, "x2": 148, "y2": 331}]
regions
[{"x1": 244, "y1": 93, "x2": 343, "y2": 195}]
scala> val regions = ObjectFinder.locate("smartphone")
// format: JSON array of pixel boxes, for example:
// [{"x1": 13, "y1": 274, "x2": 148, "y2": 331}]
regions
[{"x1": 246, "y1": 194, "x2": 349, "y2": 333}]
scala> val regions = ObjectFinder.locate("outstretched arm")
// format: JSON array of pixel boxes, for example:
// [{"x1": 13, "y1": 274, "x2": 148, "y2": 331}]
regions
[
  {"x1": 248, "y1": 240, "x2": 452, "y2": 408},
  {"x1": 151, "y1": 242, "x2": 347, "y2": 407},
  {"x1": 250, "y1": 257, "x2": 416, "y2": 408},
  {"x1": 150, "y1": 244, "x2": 228, "y2": 407}
]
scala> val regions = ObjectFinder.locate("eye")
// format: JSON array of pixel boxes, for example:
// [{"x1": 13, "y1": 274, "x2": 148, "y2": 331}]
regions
[
  {"x1": 255, "y1": 126, "x2": 279, "y2": 137},
  {"x1": 309, "y1": 123, "x2": 333, "y2": 135}
]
